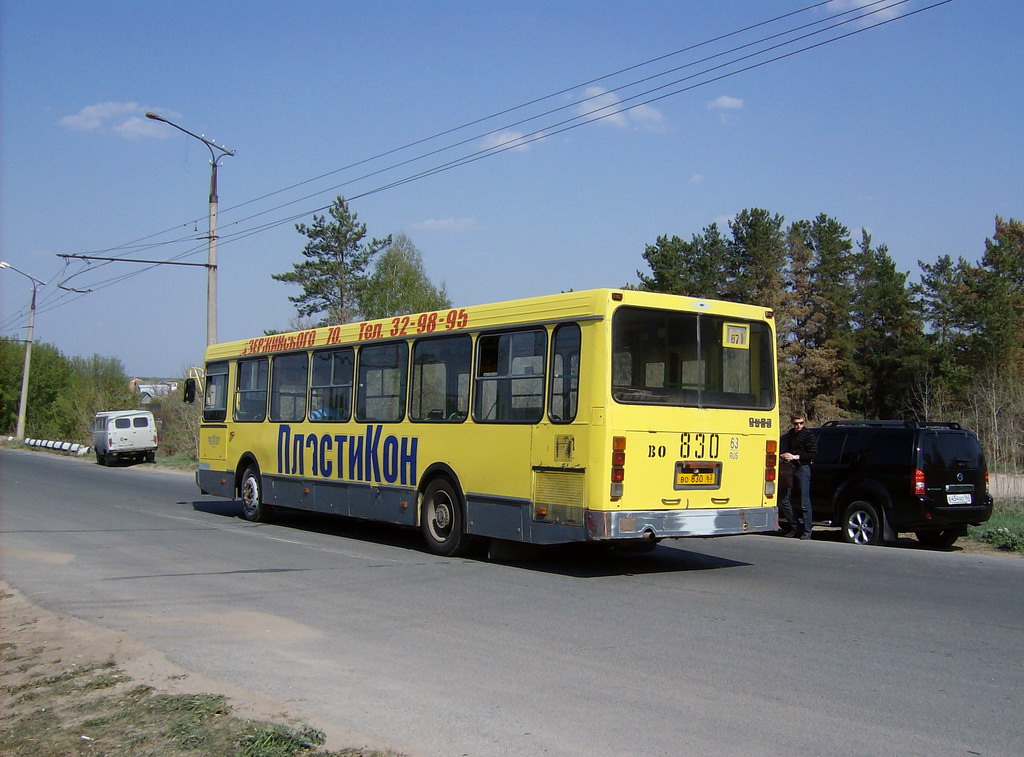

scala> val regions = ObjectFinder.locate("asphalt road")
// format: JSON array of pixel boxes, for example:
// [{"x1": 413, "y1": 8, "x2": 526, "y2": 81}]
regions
[{"x1": 2, "y1": 447, "x2": 1022, "y2": 756}]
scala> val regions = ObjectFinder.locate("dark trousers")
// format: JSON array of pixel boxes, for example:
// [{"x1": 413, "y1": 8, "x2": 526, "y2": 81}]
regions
[{"x1": 780, "y1": 465, "x2": 813, "y2": 533}]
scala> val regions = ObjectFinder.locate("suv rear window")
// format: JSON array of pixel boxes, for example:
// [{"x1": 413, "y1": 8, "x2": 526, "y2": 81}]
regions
[{"x1": 921, "y1": 431, "x2": 983, "y2": 468}]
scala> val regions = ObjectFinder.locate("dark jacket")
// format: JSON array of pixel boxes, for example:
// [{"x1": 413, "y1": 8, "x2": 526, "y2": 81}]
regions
[{"x1": 781, "y1": 426, "x2": 817, "y2": 468}]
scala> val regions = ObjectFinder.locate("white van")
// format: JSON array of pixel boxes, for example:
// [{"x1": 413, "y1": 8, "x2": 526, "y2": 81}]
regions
[{"x1": 92, "y1": 410, "x2": 158, "y2": 465}]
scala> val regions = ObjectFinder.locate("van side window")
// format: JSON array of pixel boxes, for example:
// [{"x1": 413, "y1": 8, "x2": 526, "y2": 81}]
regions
[
  {"x1": 235, "y1": 358, "x2": 269, "y2": 422},
  {"x1": 204, "y1": 362, "x2": 229, "y2": 422}
]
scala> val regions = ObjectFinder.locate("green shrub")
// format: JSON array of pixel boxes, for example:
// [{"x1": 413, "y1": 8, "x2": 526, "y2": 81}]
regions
[{"x1": 968, "y1": 499, "x2": 1024, "y2": 553}]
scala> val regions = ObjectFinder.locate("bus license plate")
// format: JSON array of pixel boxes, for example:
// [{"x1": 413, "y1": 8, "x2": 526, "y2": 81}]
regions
[
  {"x1": 674, "y1": 461, "x2": 721, "y2": 489},
  {"x1": 946, "y1": 493, "x2": 972, "y2": 505},
  {"x1": 678, "y1": 471, "x2": 716, "y2": 486}
]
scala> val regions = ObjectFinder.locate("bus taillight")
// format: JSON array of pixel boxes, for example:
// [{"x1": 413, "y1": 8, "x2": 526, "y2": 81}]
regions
[
  {"x1": 610, "y1": 436, "x2": 626, "y2": 500},
  {"x1": 764, "y1": 439, "x2": 778, "y2": 499}
]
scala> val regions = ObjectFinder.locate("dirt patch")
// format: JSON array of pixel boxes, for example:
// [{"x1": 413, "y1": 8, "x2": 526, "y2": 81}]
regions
[{"x1": 0, "y1": 581, "x2": 401, "y2": 756}]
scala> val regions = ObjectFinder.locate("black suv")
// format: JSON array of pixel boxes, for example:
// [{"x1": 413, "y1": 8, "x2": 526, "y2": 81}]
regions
[{"x1": 808, "y1": 421, "x2": 993, "y2": 547}]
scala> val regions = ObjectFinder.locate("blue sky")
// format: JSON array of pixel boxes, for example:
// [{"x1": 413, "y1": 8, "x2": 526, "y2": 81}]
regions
[{"x1": 2, "y1": 0, "x2": 1021, "y2": 378}]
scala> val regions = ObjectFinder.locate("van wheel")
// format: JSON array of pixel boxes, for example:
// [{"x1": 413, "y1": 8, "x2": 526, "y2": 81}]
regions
[
  {"x1": 95, "y1": 450, "x2": 106, "y2": 466},
  {"x1": 240, "y1": 466, "x2": 270, "y2": 523},
  {"x1": 915, "y1": 530, "x2": 961, "y2": 549},
  {"x1": 420, "y1": 477, "x2": 468, "y2": 556},
  {"x1": 843, "y1": 500, "x2": 883, "y2": 546}
]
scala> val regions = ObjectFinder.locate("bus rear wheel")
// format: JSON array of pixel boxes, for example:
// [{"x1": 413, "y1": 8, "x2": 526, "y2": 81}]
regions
[
  {"x1": 240, "y1": 466, "x2": 270, "y2": 523},
  {"x1": 421, "y1": 477, "x2": 468, "y2": 556}
]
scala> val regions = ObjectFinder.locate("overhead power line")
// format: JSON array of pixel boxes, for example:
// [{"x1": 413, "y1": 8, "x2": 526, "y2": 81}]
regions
[{"x1": 7, "y1": 0, "x2": 956, "y2": 328}]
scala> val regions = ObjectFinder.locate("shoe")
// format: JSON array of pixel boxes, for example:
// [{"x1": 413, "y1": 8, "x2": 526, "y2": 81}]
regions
[{"x1": 799, "y1": 532, "x2": 813, "y2": 540}]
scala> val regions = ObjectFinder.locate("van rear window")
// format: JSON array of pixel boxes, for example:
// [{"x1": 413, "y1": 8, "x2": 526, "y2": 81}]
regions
[
  {"x1": 133, "y1": 417, "x2": 149, "y2": 428},
  {"x1": 115, "y1": 418, "x2": 131, "y2": 429}
]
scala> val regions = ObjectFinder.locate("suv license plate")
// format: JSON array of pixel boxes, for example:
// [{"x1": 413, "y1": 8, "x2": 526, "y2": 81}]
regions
[{"x1": 947, "y1": 493, "x2": 972, "y2": 505}]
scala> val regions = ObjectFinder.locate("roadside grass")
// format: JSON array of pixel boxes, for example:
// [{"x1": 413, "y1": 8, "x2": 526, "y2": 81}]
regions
[
  {"x1": 154, "y1": 451, "x2": 198, "y2": 469},
  {"x1": 0, "y1": 635, "x2": 400, "y2": 757},
  {"x1": 968, "y1": 498, "x2": 1024, "y2": 554}
]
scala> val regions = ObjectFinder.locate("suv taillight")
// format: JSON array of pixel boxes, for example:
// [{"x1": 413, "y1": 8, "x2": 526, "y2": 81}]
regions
[{"x1": 913, "y1": 468, "x2": 926, "y2": 496}]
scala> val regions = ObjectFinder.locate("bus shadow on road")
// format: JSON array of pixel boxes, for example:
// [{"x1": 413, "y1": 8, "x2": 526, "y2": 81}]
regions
[
  {"x1": 189, "y1": 500, "x2": 750, "y2": 576},
  {"x1": 486, "y1": 542, "x2": 751, "y2": 577}
]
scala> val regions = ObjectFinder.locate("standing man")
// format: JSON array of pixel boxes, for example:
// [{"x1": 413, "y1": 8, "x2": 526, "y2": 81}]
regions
[{"x1": 780, "y1": 412, "x2": 817, "y2": 539}]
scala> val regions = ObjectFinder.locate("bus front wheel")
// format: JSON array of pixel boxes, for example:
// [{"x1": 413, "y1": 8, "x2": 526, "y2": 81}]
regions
[
  {"x1": 421, "y1": 478, "x2": 468, "y2": 556},
  {"x1": 240, "y1": 466, "x2": 270, "y2": 523}
]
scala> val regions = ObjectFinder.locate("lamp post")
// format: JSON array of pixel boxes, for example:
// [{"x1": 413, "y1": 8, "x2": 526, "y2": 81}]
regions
[
  {"x1": 0, "y1": 261, "x2": 45, "y2": 440},
  {"x1": 145, "y1": 112, "x2": 235, "y2": 346}
]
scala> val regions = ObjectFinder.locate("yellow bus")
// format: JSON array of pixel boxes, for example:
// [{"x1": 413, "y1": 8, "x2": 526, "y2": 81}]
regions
[{"x1": 189, "y1": 289, "x2": 780, "y2": 555}]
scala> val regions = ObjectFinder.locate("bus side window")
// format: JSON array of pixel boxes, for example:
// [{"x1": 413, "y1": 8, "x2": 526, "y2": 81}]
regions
[
  {"x1": 411, "y1": 335, "x2": 471, "y2": 422},
  {"x1": 203, "y1": 362, "x2": 229, "y2": 422},
  {"x1": 474, "y1": 329, "x2": 547, "y2": 423},
  {"x1": 270, "y1": 352, "x2": 309, "y2": 422},
  {"x1": 549, "y1": 323, "x2": 580, "y2": 423},
  {"x1": 234, "y1": 358, "x2": 268, "y2": 422},
  {"x1": 356, "y1": 342, "x2": 408, "y2": 423},
  {"x1": 310, "y1": 348, "x2": 353, "y2": 422}
]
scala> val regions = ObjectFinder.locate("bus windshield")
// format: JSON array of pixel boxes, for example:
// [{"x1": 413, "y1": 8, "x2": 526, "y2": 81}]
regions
[{"x1": 611, "y1": 306, "x2": 774, "y2": 409}]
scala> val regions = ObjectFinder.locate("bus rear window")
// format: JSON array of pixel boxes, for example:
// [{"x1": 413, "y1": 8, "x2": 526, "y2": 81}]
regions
[{"x1": 612, "y1": 307, "x2": 774, "y2": 409}]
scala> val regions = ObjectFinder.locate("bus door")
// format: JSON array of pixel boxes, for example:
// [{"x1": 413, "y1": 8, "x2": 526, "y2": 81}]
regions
[{"x1": 529, "y1": 322, "x2": 585, "y2": 529}]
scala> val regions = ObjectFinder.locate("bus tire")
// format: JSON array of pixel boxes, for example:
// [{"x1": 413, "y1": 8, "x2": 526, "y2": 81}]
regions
[
  {"x1": 240, "y1": 465, "x2": 270, "y2": 523},
  {"x1": 420, "y1": 477, "x2": 468, "y2": 556}
]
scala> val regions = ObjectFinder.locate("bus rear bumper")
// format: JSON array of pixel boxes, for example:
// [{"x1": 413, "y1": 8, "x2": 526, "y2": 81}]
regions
[{"x1": 585, "y1": 506, "x2": 777, "y2": 541}]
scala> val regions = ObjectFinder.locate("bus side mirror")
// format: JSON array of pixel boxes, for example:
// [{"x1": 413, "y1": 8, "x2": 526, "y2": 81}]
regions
[{"x1": 183, "y1": 378, "x2": 197, "y2": 404}]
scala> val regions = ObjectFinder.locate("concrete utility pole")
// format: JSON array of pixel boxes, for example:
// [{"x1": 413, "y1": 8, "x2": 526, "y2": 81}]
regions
[
  {"x1": 1, "y1": 261, "x2": 46, "y2": 440},
  {"x1": 146, "y1": 112, "x2": 235, "y2": 345}
]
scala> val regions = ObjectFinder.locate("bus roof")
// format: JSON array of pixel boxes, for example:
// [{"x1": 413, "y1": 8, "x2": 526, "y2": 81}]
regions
[{"x1": 204, "y1": 288, "x2": 774, "y2": 362}]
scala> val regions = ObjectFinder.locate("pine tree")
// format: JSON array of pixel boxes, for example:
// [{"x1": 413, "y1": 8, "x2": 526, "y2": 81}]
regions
[{"x1": 272, "y1": 196, "x2": 390, "y2": 325}]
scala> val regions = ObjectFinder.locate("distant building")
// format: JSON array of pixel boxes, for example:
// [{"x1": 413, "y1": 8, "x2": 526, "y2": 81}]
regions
[{"x1": 128, "y1": 378, "x2": 179, "y2": 404}]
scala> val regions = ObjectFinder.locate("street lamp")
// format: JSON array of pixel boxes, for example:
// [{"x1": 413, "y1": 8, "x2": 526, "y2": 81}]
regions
[
  {"x1": 0, "y1": 261, "x2": 46, "y2": 440},
  {"x1": 145, "y1": 112, "x2": 235, "y2": 346}
]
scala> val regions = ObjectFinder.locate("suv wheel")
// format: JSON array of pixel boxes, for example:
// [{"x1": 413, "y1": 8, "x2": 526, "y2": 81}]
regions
[{"x1": 843, "y1": 500, "x2": 884, "y2": 546}]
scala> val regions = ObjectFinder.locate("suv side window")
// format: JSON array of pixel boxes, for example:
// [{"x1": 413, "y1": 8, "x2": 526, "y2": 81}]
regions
[
  {"x1": 867, "y1": 430, "x2": 913, "y2": 466},
  {"x1": 814, "y1": 432, "x2": 846, "y2": 464},
  {"x1": 839, "y1": 431, "x2": 870, "y2": 466}
]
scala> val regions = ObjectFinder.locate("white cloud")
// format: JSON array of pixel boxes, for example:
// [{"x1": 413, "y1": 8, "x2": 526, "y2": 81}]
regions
[
  {"x1": 58, "y1": 102, "x2": 169, "y2": 139},
  {"x1": 576, "y1": 87, "x2": 665, "y2": 131},
  {"x1": 707, "y1": 95, "x2": 744, "y2": 111},
  {"x1": 480, "y1": 130, "x2": 536, "y2": 152},
  {"x1": 412, "y1": 218, "x2": 478, "y2": 232},
  {"x1": 706, "y1": 95, "x2": 744, "y2": 124}
]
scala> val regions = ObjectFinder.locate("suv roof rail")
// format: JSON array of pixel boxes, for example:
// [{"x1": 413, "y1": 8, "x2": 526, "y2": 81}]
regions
[{"x1": 818, "y1": 420, "x2": 962, "y2": 429}]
